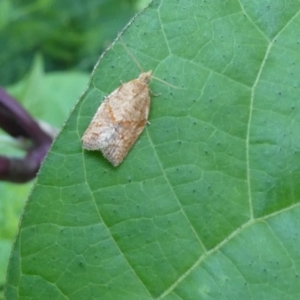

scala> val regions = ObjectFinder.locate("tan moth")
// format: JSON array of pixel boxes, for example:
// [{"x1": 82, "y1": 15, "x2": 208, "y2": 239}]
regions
[
  {"x1": 81, "y1": 40, "x2": 177, "y2": 166},
  {"x1": 82, "y1": 70, "x2": 152, "y2": 166}
]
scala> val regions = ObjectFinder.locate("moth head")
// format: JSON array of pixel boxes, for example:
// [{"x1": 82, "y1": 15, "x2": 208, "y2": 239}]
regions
[{"x1": 138, "y1": 71, "x2": 152, "y2": 84}]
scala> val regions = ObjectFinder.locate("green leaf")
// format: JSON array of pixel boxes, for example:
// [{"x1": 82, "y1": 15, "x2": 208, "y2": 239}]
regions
[
  {"x1": 0, "y1": 183, "x2": 31, "y2": 293},
  {"x1": 5, "y1": 0, "x2": 300, "y2": 299}
]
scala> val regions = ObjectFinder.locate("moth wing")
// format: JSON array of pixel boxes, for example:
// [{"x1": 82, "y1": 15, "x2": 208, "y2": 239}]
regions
[
  {"x1": 81, "y1": 99, "x2": 118, "y2": 150},
  {"x1": 101, "y1": 118, "x2": 148, "y2": 166},
  {"x1": 82, "y1": 74, "x2": 151, "y2": 166}
]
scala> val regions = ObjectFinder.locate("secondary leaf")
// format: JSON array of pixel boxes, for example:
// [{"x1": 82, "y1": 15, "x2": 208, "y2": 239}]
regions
[{"x1": 6, "y1": 0, "x2": 300, "y2": 299}]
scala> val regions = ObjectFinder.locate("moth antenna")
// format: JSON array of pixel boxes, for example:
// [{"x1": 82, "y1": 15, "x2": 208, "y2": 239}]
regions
[
  {"x1": 151, "y1": 75, "x2": 184, "y2": 90},
  {"x1": 119, "y1": 37, "x2": 144, "y2": 73},
  {"x1": 119, "y1": 37, "x2": 184, "y2": 90}
]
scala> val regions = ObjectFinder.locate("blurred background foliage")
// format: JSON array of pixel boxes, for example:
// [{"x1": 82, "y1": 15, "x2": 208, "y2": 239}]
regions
[
  {"x1": 0, "y1": 0, "x2": 149, "y2": 86},
  {"x1": 0, "y1": 0, "x2": 149, "y2": 298}
]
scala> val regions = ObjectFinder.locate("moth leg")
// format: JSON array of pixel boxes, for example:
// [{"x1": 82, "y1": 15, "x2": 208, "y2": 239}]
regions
[{"x1": 149, "y1": 88, "x2": 160, "y2": 97}]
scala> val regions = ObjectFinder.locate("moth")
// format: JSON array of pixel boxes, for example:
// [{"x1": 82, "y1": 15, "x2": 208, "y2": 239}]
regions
[{"x1": 81, "y1": 70, "x2": 152, "y2": 166}]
